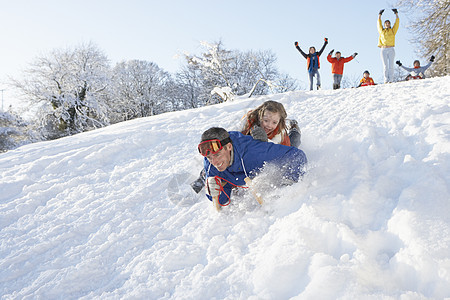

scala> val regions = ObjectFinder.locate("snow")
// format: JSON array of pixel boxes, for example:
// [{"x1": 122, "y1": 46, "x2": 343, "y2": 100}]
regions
[{"x1": 1, "y1": 77, "x2": 450, "y2": 299}]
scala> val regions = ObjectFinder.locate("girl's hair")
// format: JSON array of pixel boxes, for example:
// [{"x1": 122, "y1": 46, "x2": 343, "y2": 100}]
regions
[{"x1": 242, "y1": 100, "x2": 288, "y2": 137}]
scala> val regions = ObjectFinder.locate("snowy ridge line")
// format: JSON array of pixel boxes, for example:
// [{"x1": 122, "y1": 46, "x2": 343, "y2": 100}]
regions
[{"x1": 0, "y1": 77, "x2": 449, "y2": 299}]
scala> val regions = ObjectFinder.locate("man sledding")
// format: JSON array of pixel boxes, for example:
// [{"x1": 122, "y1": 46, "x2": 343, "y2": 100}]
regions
[{"x1": 197, "y1": 127, "x2": 307, "y2": 211}]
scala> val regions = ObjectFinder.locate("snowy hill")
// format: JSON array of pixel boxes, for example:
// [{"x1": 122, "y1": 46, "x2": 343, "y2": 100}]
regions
[{"x1": 1, "y1": 77, "x2": 449, "y2": 299}]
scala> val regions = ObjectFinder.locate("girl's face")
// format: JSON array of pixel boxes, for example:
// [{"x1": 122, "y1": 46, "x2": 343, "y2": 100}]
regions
[
  {"x1": 261, "y1": 110, "x2": 281, "y2": 135},
  {"x1": 309, "y1": 47, "x2": 316, "y2": 54}
]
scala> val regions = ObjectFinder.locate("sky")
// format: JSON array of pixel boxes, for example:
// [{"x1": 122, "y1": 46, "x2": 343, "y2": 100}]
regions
[
  {"x1": 1, "y1": 77, "x2": 449, "y2": 298},
  {"x1": 0, "y1": 0, "x2": 424, "y2": 110}
]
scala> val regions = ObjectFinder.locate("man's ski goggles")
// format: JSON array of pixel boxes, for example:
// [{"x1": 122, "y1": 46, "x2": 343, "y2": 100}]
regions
[{"x1": 198, "y1": 137, "x2": 231, "y2": 157}]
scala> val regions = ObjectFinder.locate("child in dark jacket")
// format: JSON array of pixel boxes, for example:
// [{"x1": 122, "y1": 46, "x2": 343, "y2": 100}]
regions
[{"x1": 295, "y1": 38, "x2": 328, "y2": 90}]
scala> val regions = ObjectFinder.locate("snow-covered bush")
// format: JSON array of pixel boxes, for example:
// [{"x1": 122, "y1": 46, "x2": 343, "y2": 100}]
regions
[{"x1": 0, "y1": 110, "x2": 36, "y2": 152}]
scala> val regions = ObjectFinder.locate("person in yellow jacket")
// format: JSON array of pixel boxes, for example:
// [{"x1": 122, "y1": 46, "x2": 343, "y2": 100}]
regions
[{"x1": 378, "y1": 8, "x2": 399, "y2": 83}]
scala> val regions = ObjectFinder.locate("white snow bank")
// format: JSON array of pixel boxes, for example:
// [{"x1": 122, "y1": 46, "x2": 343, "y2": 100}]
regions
[{"x1": 1, "y1": 77, "x2": 449, "y2": 299}]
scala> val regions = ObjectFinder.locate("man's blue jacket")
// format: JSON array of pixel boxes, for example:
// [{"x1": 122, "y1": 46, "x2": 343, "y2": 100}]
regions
[{"x1": 203, "y1": 131, "x2": 307, "y2": 205}]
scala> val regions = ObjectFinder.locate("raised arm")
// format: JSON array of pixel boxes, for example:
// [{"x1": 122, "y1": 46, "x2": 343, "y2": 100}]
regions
[
  {"x1": 377, "y1": 9, "x2": 384, "y2": 33},
  {"x1": 317, "y1": 38, "x2": 328, "y2": 56},
  {"x1": 392, "y1": 9, "x2": 400, "y2": 34},
  {"x1": 294, "y1": 41, "x2": 308, "y2": 59},
  {"x1": 396, "y1": 60, "x2": 415, "y2": 72},
  {"x1": 421, "y1": 56, "x2": 435, "y2": 71}
]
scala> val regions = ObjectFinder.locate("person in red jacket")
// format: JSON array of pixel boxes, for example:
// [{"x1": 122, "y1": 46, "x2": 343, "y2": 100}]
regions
[
  {"x1": 357, "y1": 70, "x2": 376, "y2": 87},
  {"x1": 327, "y1": 50, "x2": 358, "y2": 89}
]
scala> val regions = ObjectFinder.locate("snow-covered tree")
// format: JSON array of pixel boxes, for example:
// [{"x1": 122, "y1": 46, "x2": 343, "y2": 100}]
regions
[
  {"x1": 182, "y1": 41, "x2": 234, "y2": 104},
  {"x1": 340, "y1": 74, "x2": 362, "y2": 89},
  {"x1": 394, "y1": 65, "x2": 408, "y2": 82},
  {"x1": 231, "y1": 49, "x2": 279, "y2": 97},
  {"x1": 10, "y1": 42, "x2": 111, "y2": 140},
  {"x1": 0, "y1": 109, "x2": 36, "y2": 152},
  {"x1": 395, "y1": 0, "x2": 450, "y2": 76},
  {"x1": 109, "y1": 60, "x2": 172, "y2": 123},
  {"x1": 174, "y1": 64, "x2": 203, "y2": 109},
  {"x1": 272, "y1": 73, "x2": 299, "y2": 93},
  {"x1": 181, "y1": 41, "x2": 298, "y2": 104}
]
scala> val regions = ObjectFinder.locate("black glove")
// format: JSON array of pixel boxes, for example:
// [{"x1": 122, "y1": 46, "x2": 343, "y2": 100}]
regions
[
  {"x1": 353, "y1": 52, "x2": 358, "y2": 57},
  {"x1": 430, "y1": 55, "x2": 435, "y2": 62},
  {"x1": 250, "y1": 126, "x2": 268, "y2": 142},
  {"x1": 329, "y1": 49, "x2": 334, "y2": 56},
  {"x1": 379, "y1": 9, "x2": 385, "y2": 15},
  {"x1": 324, "y1": 37, "x2": 328, "y2": 43},
  {"x1": 294, "y1": 41, "x2": 298, "y2": 47},
  {"x1": 392, "y1": 8, "x2": 398, "y2": 14},
  {"x1": 396, "y1": 60, "x2": 402, "y2": 66}
]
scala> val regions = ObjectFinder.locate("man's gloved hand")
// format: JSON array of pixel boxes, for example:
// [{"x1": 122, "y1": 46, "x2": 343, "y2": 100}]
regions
[
  {"x1": 430, "y1": 55, "x2": 435, "y2": 62},
  {"x1": 324, "y1": 37, "x2": 328, "y2": 43},
  {"x1": 206, "y1": 177, "x2": 221, "y2": 197},
  {"x1": 392, "y1": 8, "x2": 398, "y2": 14},
  {"x1": 328, "y1": 49, "x2": 334, "y2": 56},
  {"x1": 396, "y1": 60, "x2": 402, "y2": 66},
  {"x1": 353, "y1": 52, "x2": 358, "y2": 57},
  {"x1": 294, "y1": 41, "x2": 298, "y2": 47},
  {"x1": 250, "y1": 126, "x2": 268, "y2": 142},
  {"x1": 379, "y1": 9, "x2": 385, "y2": 15}
]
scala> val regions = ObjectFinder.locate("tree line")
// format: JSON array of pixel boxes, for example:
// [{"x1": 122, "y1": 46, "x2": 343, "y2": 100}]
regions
[{"x1": 1, "y1": 41, "x2": 297, "y2": 150}]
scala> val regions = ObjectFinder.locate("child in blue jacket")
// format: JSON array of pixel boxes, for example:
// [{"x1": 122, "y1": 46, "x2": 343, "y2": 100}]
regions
[{"x1": 295, "y1": 38, "x2": 328, "y2": 90}]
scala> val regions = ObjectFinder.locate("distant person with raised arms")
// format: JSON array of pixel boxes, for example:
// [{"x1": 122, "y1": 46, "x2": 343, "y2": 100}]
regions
[
  {"x1": 396, "y1": 56, "x2": 435, "y2": 80},
  {"x1": 294, "y1": 38, "x2": 329, "y2": 90},
  {"x1": 327, "y1": 50, "x2": 358, "y2": 89},
  {"x1": 378, "y1": 8, "x2": 399, "y2": 83}
]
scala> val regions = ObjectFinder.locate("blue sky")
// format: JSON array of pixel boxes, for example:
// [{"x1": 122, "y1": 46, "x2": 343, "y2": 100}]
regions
[{"x1": 1, "y1": 0, "x2": 423, "y2": 108}]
